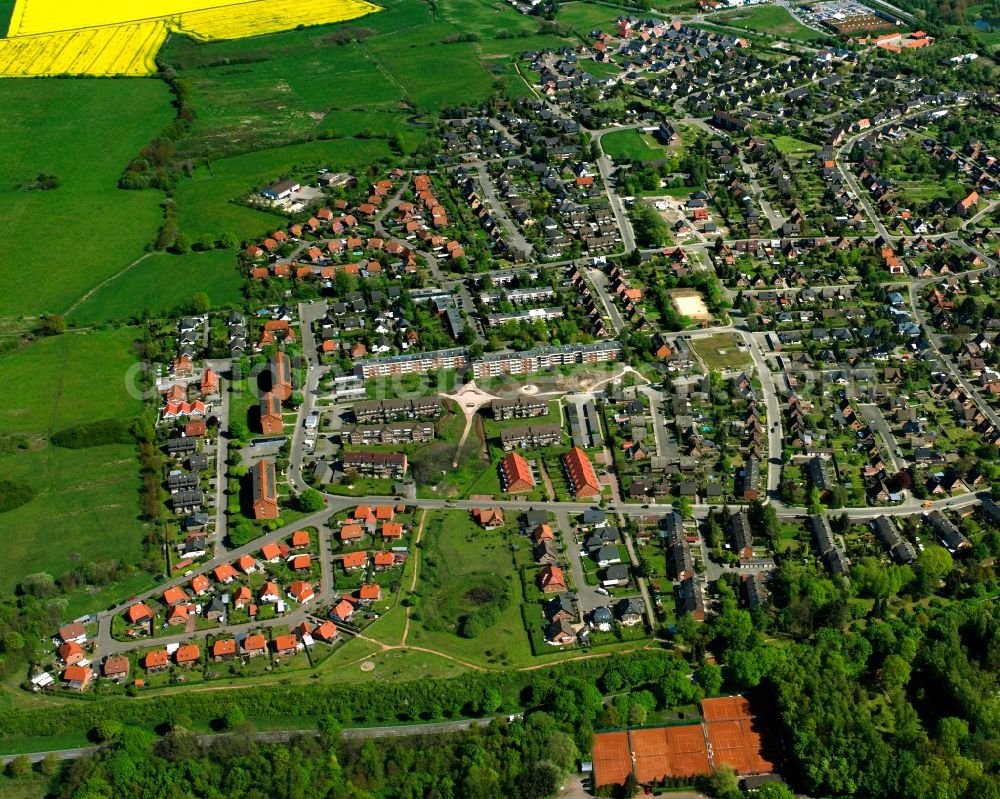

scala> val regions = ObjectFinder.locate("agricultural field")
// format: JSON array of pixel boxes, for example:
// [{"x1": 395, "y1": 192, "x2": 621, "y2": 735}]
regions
[
  {"x1": 68, "y1": 249, "x2": 244, "y2": 324},
  {"x1": 0, "y1": 444, "x2": 147, "y2": 601},
  {"x1": 0, "y1": 326, "x2": 147, "y2": 606},
  {"x1": 0, "y1": 78, "x2": 172, "y2": 319},
  {"x1": 0, "y1": 0, "x2": 381, "y2": 77},
  {"x1": 158, "y1": 0, "x2": 570, "y2": 160},
  {"x1": 0, "y1": 327, "x2": 142, "y2": 436}
]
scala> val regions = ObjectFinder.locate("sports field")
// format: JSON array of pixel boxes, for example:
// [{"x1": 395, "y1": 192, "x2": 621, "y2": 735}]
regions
[{"x1": 0, "y1": 0, "x2": 381, "y2": 76}]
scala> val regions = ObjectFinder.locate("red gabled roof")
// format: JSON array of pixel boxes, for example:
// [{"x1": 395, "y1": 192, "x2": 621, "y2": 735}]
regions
[
  {"x1": 212, "y1": 639, "x2": 238, "y2": 658},
  {"x1": 175, "y1": 644, "x2": 200, "y2": 663},
  {"x1": 145, "y1": 650, "x2": 168, "y2": 669}
]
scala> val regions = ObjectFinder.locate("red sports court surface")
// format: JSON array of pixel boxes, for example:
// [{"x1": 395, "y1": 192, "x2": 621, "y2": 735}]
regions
[
  {"x1": 592, "y1": 731, "x2": 632, "y2": 787},
  {"x1": 594, "y1": 696, "x2": 775, "y2": 787},
  {"x1": 631, "y1": 726, "x2": 711, "y2": 782},
  {"x1": 702, "y1": 696, "x2": 775, "y2": 775},
  {"x1": 701, "y1": 695, "x2": 751, "y2": 722},
  {"x1": 706, "y1": 718, "x2": 774, "y2": 774}
]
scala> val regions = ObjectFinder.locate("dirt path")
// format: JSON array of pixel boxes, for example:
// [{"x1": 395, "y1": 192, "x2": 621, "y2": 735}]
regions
[
  {"x1": 439, "y1": 381, "x2": 499, "y2": 467},
  {"x1": 64, "y1": 251, "x2": 155, "y2": 317},
  {"x1": 400, "y1": 508, "x2": 428, "y2": 646},
  {"x1": 538, "y1": 459, "x2": 556, "y2": 501}
]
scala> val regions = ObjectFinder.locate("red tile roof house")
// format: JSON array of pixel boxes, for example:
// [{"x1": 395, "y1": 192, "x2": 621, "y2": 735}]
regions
[
  {"x1": 233, "y1": 585, "x2": 253, "y2": 609},
  {"x1": 144, "y1": 650, "x2": 169, "y2": 673},
  {"x1": 341, "y1": 551, "x2": 367, "y2": 571},
  {"x1": 62, "y1": 664, "x2": 93, "y2": 691},
  {"x1": 472, "y1": 507, "x2": 504, "y2": 529},
  {"x1": 58, "y1": 641, "x2": 85, "y2": 666},
  {"x1": 273, "y1": 634, "x2": 299, "y2": 657},
  {"x1": 288, "y1": 580, "x2": 314, "y2": 604},
  {"x1": 562, "y1": 447, "x2": 602, "y2": 499},
  {"x1": 373, "y1": 551, "x2": 395, "y2": 571},
  {"x1": 214, "y1": 563, "x2": 238, "y2": 584},
  {"x1": 314, "y1": 621, "x2": 339, "y2": 643},
  {"x1": 261, "y1": 542, "x2": 282, "y2": 562},
  {"x1": 102, "y1": 656, "x2": 130, "y2": 680},
  {"x1": 330, "y1": 599, "x2": 354, "y2": 621},
  {"x1": 212, "y1": 639, "x2": 238, "y2": 662},
  {"x1": 167, "y1": 604, "x2": 193, "y2": 627},
  {"x1": 499, "y1": 451, "x2": 534, "y2": 493},
  {"x1": 251, "y1": 459, "x2": 279, "y2": 520},
  {"x1": 238, "y1": 554, "x2": 257, "y2": 574},
  {"x1": 539, "y1": 565, "x2": 567, "y2": 594},
  {"x1": 381, "y1": 522, "x2": 404, "y2": 540},
  {"x1": 163, "y1": 585, "x2": 189, "y2": 606},
  {"x1": 332, "y1": 598, "x2": 355, "y2": 621},
  {"x1": 175, "y1": 643, "x2": 201, "y2": 666},
  {"x1": 290, "y1": 554, "x2": 312, "y2": 573},
  {"x1": 291, "y1": 529, "x2": 310, "y2": 549},
  {"x1": 243, "y1": 634, "x2": 267, "y2": 658},
  {"x1": 260, "y1": 581, "x2": 281, "y2": 603},
  {"x1": 190, "y1": 574, "x2": 210, "y2": 596},
  {"x1": 339, "y1": 523, "x2": 364, "y2": 542},
  {"x1": 126, "y1": 602, "x2": 153, "y2": 625},
  {"x1": 59, "y1": 622, "x2": 87, "y2": 644},
  {"x1": 358, "y1": 584, "x2": 382, "y2": 602}
]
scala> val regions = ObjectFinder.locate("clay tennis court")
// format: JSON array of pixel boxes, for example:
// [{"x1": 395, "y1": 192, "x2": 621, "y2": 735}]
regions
[
  {"x1": 702, "y1": 696, "x2": 775, "y2": 775},
  {"x1": 592, "y1": 732, "x2": 632, "y2": 787},
  {"x1": 594, "y1": 696, "x2": 776, "y2": 788},
  {"x1": 702, "y1": 695, "x2": 753, "y2": 722},
  {"x1": 706, "y1": 718, "x2": 774, "y2": 774}
]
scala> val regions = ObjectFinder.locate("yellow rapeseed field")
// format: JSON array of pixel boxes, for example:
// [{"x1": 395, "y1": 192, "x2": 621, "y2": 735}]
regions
[{"x1": 0, "y1": 0, "x2": 380, "y2": 77}]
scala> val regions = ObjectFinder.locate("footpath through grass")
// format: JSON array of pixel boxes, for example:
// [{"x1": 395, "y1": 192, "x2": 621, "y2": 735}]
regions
[{"x1": 0, "y1": 79, "x2": 172, "y2": 318}]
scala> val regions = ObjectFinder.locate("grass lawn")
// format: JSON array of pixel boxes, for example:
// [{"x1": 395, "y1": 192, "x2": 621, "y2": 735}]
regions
[
  {"x1": 769, "y1": 134, "x2": 819, "y2": 155},
  {"x1": 601, "y1": 129, "x2": 669, "y2": 162},
  {"x1": 715, "y1": 5, "x2": 826, "y2": 41},
  {"x1": 0, "y1": 79, "x2": 173, "y2": 318},
  {"x1": 158, "y1": 0, "x2": 524, "y2": 162},
  {"x1": 690, "y1": 333, "x2": 752, "y2": 371},
  {"x1": 0, "y1": 328, "x2": 141, "y2": 436},
  {"x1": 320, "y1": 638, "x2": 468, "y2": 684},
  {"x1": 0, "y1": 444, "x2": 146, "y2": 596},
  {"x1": 174, "y1": 137, "x2": 393, "y2": 241},
  {"x1": 69, "y1": 249, "x2": 244, "y2": 324},
  {"x1": 409, "y1": 510, "x2": 533, "y2": 667},
  {"x1": 556, "y1": 1, "x2": 626, "y2": 36}
]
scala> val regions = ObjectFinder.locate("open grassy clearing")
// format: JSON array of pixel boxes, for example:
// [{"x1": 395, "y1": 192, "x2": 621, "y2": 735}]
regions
[
  {"x1": 159, "y1": 0, "x2": 583, "y2": 162},
  {"x1": 690, "y1": 333, "x2": 752, "y2": 371},
  {"x1": 556, "y1": 1, "x2": 626, "y2": 36},
  {"x1": 70, "y1": 249, "x2": 244, "y2": 324},
  {"x1": 174, "y1": 138, "x2": 392, "y2": 241},
  {"x1": 409, "y1": 510, "x2": 532, "y2": 667},
  {"x1": 0, "y1": 79, "x2": 172, "y2": 318},
  {"x1": 602, "y1": 129, "x2": 669, "y2": 161},
  {"x1": 769, "y1": 134, "x2": 819, "y2": 155},
  {"x1": 0, "y1": 328, "x2": 142, "y2": 436},
  {"x1": 714, "y1": 5, "x2": 826, "y2": 42},
  {"x1": 0, "y1": 444, "x2": 146, "y2": 596},
  {"x1": 320, "y1": 637, "x2": 469, "y2": 683}
]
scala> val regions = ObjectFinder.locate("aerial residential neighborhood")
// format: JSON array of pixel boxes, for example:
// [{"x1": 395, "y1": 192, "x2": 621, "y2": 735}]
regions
[{"x1": 3, "y1": 0, "x2": 1000, "y2": 797}]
